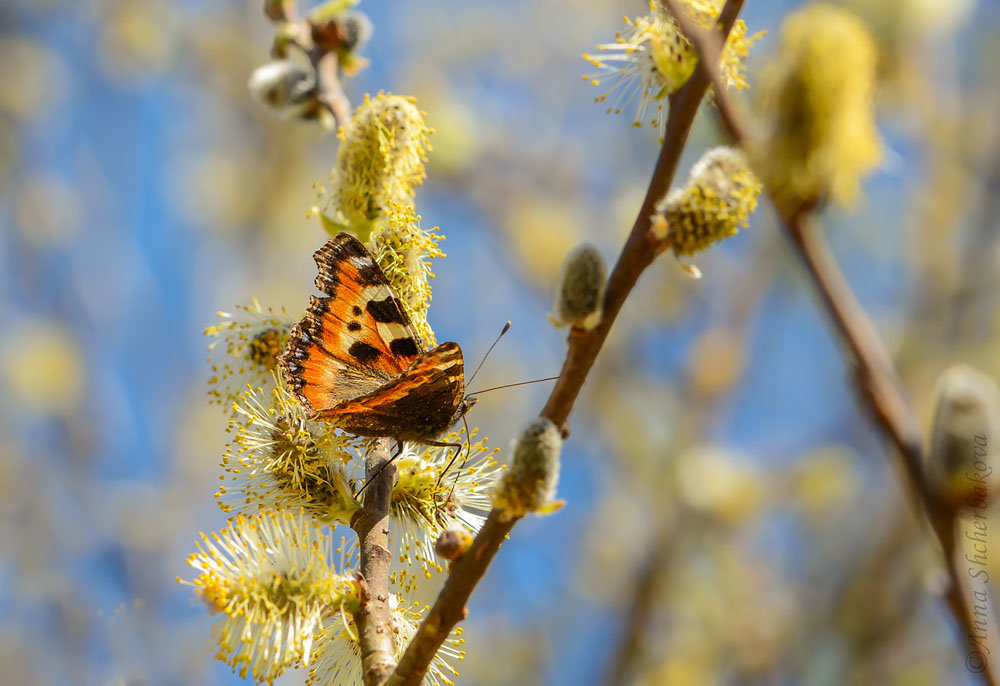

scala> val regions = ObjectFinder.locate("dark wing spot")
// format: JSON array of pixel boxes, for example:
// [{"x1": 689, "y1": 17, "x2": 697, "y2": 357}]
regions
[
  {"x1": 356, "y1": 262, "x2": 384, "y2": 286},
  {"x1": 389, "y1": 337, "x2": 419, "y2": 358},
  {"x1": 367, "y1": 297, "x2": 407, "y2": 324},
  {"x1": 334, "y1": 234, "x2": 369, "y2": 260},
  {"x1": 347, "y1": 321, "x2": 362, "y2": 332},
  {"x1": 353, "y1": 306, "x2": 363, "y2": 316},
  {"x1": 348, "y1": 341, "x2": 382, "y2": 364}
]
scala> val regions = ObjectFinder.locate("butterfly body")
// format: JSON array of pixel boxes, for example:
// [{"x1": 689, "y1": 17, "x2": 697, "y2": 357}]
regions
[{"x1": 278, "y1": 233, "x2": 474, "y2": 446}]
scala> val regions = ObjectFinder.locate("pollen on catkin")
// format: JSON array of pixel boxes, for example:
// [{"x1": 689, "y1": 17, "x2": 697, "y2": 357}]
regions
[
  {"x1": 493, "y1": 418, "x2": 564, "y2": 520},
  {"x1": 926, "y1": 365, "x2": 1000, "y2": 512},
  {"x1": 181, "y1": 509, "x2": 362, "y2": 684},
  {"x1": 654, "y1": 146, "x2": 761, "y2": 259},
  {"x1": 386, "y1": 431, "x2": 501, "y2": 580},
  {"x1": 550, "y1": 243, "x2": 606, "y2": 331},
  {"x1": 753, "y1": 3, "x2": 881, "y2": 208},
  {"x1": 218, "y1": 374, "x2": 361, "y2": 524},
  {"x1": 681, "y1": 0, "x2": 764, "y2": 93},
  {"x1": 318, "y1": 92, "x2": 441, "y2": 344},
  {"x1": 322, "y1": 92, "x2": 432, "y2": 236},
  {"x1": 367, "y1": 200, "x2": 444, "y2": 347},
  {"x1": 583, "y1": 5, "x2": 698, "y2": 142},
  {"x1": 206, "y1": 299, "x2": 293, "y2": 409},
  {"x1": 306, "y1": 589, "x2": 464, "y2": 686},
  {"x1": 583, "y1": 0, "x2": 762, "y2": 143}
]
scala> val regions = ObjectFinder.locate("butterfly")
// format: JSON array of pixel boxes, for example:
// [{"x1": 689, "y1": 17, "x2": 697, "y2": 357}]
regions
[{"x1": 277, "y1": 233, "x2": 476, "y2": 463}]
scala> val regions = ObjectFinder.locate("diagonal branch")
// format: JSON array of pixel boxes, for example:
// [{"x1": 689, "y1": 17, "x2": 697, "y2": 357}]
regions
[
  {"x1": 662, "y1": 3, "x2": 1000, "y2": 683},
  {"x1": 540, "y1": 0, "x2": 746, "y2": 429},
  {"x1": 385, "y1": 3, "x2": 747, "y2": 684}
]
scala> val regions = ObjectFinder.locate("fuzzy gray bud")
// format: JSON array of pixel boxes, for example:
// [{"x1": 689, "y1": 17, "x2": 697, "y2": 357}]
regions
[
  {"x1": 247, "y1": 61, "x2": 314, "y2": 115},
  {"x1": 927, "y1": 365, "x2": 1000, "y2": 512},
  {"x1": 550, "y1": 243, "x2": 606, "y2": 331},
  {"x1": 493, "y1": 418, "x2": 564, "y2": 519},
  {"x1": 339, "y1": 11, "x2": 373, "y2": 53}
]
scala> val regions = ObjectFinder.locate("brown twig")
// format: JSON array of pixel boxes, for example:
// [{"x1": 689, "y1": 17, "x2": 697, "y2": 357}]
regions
[
  {"x1": 351, "y1": 438, "x2": 399, "y2": 686},
  {"x1": 385, "y1": 3, "x2": 748, "y2": 684},
  {"x1": 664, "y1": 4, "x2": 1000, "y2": 683},
  {"x1": 261, "y1": 0, "x2": 352, "y2": 129},
  {"x1": 309, "y1": 47, "x2": 351, "y2": 128},
  {"x1": 540, "y1": 0, "x2": 746, "y2": 430}
]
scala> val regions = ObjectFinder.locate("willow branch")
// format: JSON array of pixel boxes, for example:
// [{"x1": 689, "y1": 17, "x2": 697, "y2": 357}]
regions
[
  {"x1": 540, "y1": 0, "x2": 746, "y2": 429},
  {"x1": 351, "y1": 438, "x2": 398, "y2": 686},
  {"x1": 385, "y1": 4, "x2": 747, "y2": 684},
  {"x1": 665, "y1": 5, "x2": 1000, "y2": 683},
  {"x1": 310, "y1": 47, "x2": 351, "y2": 128},
  {"x1": 262, "y1": 0, "x2": 351, "y2": 129}
]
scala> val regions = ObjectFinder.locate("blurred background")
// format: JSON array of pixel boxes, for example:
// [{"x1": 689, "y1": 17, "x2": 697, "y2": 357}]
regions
[{"x1": 2, "y1": 0, "x2": 1000, "y2": 684}]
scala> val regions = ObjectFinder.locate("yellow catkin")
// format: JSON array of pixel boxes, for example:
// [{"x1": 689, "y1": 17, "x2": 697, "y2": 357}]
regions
[
  {"x1": 493, "y1": 419, "x2": 564, "y2": 519},
  {"x1": 368, "y1": 200, "x2": 444, "y2": 347},
  {"x1": 754, "y1": 3, "x2": 881, "y2": 208},
  {"x1": 324, "y1": 92, "x2": 432, "y2": 235},
  {"x1": 583, "y1": 1, "x2": 763, "y2": 141},
  {"x1": 656, "y1": 146, "x2": 761, "y2": 257}
]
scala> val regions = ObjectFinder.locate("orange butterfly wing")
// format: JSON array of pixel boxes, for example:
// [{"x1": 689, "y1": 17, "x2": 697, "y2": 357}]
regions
[
  {"x1": 315, "y1": 341, "x2": 468, "y2": 442},
  {"x1": 279, "y1": 233, "x2": 424, "y2": 414}
]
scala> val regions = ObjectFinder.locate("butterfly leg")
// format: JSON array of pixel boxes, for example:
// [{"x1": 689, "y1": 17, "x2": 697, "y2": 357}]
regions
[
  {"x1": 430, "y1": 441, "x2": 466, "y2": 490},
  {"x1": 354, "y1": 440, "x2": 406, "y2": 499},
  {"x1": 432, "y1": 416, "x2": 474, "y2": 500}
]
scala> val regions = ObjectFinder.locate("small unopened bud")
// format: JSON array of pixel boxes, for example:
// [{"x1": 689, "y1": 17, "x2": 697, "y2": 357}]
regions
[
  {"x1": 654, "y1": 147, "x2": 761, "y2": 260},
  {"x1": 264, "y1": 0, "x2": 294, "y2": 22},
  {"x1": 493, "y1": 419, "x2": 564, "y2": 520},
  {"x1": 310, "y1": 10, "x2": 372, "y2": 52},
  {"x1": 248, "y1": 61, "x2": 314, "y2": 115},
  {"x1": 340, "y1": 12, "x2": 373, "y2": 52},
  {"x1": 310, "y1": 9, "x2": 373, "y2": 73},
  {"x1": 434, "y1": 528, "x2": 474, "y2": 561},
  {"x1": 927, "y1": 365, "x2": 1000, "y2": 513},
  {"x1": 550, "y1": 243, "x2": 606, "y2": 331}
]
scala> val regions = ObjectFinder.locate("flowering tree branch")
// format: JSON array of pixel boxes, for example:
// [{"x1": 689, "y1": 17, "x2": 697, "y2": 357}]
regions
[
  {"x1": 540, "y1": 0, "x2": 746, "y2": 430},
  {"x1": 352, "y1": 438, "x2": 399, "y2": 685},
  {"x1": 306, "y1": 45, "x2": 351, "y2": 128},
  {"x1": 662, "y1": 2, "x2": 1000, "y2": 683},
  {"x1": 384, "y1": 3, "x2": 748, "y2": 684},
  {"x1": 260, "y1": 0, "x2": 353, "y2": 129}
]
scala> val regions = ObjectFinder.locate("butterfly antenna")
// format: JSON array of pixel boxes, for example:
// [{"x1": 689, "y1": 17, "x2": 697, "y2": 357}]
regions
[
  {"x1": 466, "y1": 321, "x2": 511, "y2": 389},
  {"x1": 467, "y1": 375, "x2": 560, "y2": 396}
]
